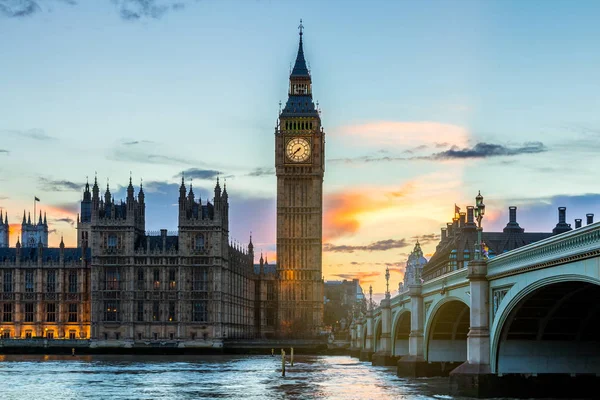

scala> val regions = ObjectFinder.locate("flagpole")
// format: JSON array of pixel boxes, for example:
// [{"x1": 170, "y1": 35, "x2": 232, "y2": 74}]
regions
[{"x1": 34, "y1": 196, "x2": 36, "y2": 224}]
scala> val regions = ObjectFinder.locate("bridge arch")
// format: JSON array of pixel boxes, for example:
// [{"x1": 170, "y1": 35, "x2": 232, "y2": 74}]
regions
[
  {"x1": 373, "y1": 316, "x2": 383, "y2": 352},
  {"x1": 425, "y1": 296, "x2": 469, "y2": 363},
  {"x1": 492, "y1": 275, "x2": 600, "y2": 374},
  {"x1": 391, "y1": 309, "x2": 411, "y2": 357}
]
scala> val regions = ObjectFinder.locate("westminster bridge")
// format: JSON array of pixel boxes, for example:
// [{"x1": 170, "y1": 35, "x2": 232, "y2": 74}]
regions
[{"x1": 349, "y1": 220, "x2": 600, "y2": 398}]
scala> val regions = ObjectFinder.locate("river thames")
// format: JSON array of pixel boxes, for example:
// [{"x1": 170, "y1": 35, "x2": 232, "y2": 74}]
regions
[{"x1": 0, "y1": 354, "x2": 515, "y2": 400}]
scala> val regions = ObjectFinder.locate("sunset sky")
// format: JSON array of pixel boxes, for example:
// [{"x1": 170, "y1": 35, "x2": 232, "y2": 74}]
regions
[{"x1": 1, "y1": 0, "x2": 600, "y2": 299}]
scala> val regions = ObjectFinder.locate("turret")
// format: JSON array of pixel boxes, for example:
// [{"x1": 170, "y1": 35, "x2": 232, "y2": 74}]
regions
[
  {"x1": 127, "y1": 175, "x2": 135, "y2": 205},
  {"x1": 92, "y1": 175, "x2": 100, "y2": 210},
  {"x1": 104, "y1": 181, "x2": 111, "y2": 207},
  {"x1": 138, "y1": 181, "x2": 146, "y2": 206}
]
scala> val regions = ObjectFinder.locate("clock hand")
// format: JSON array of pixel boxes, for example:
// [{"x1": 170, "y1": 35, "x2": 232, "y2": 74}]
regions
[{"x1": 293, "y1": 147, "x2": 302, "y2": 154}]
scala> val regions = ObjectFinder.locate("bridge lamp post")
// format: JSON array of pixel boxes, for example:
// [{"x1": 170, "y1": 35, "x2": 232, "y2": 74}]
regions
[
  {"x1": 474, "y1": 191, "x2": 486, "y2": 260},
  {"x1": 385, "y1": 267, "x2": 390, "y2": 299}
]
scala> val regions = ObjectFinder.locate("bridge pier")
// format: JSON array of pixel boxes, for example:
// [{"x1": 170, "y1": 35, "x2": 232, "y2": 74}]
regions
[
  {"x1": 349, "y1": 323, "x2": 361, "y2": 358},
  {"x1": 450, "y1": 260, "x2": 497, "y2": 397},
  {"x1": 397, "y1": 283, "x2": 431, "y2": 376},
  {"x1": 359, "y1": 313, "x2": 374, "y2": 361},
  {"x1": 372, "y1": 298, "x2": 397, "y2": 366}
]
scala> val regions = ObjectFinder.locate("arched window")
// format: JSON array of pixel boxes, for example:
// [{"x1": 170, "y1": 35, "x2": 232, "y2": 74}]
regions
[
  {"x1": 195, "y1": 235, "x2": 205, "y2": 251},
  {"x1": 108, "y1": 234, "x2": 117, "y2": 249}
]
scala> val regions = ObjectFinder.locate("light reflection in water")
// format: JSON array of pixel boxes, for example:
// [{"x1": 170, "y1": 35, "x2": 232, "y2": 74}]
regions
[{"x1": 0, "y1": 355, "x2": 510, "y2": 400}]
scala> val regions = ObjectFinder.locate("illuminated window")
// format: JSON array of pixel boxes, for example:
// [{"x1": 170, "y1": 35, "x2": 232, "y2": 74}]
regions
[
  {"x1": 25, "y1": 330, "x2": 32, "y2": 339},
  {"x1": 169, "y1": 269, "x2": 176, "y2": 290},
  {"x1": 168, "y1": 301, "x2": 176, "y2": 322},
  {"x1": 105, "y1": 268, "x2": 119, "y2": 290},
  {"x1": 69, "y1": 331, "x2": 76, "y2": 340},
  {"x1": 152, "y1": 301, "x2": 160, "y2": 321},
  {"x1": 104, "y1": 301, "x2": 119, "y2": 322},
  {"x1": 153, "y1": 269, "x2": 160, "y2": 290},
  {"x1": 46, "y1": 331, "x2": 54, "y2": 339}
]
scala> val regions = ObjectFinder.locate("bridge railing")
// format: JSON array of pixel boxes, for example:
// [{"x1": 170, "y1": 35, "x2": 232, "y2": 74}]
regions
[{"x1": 488, "y1": 221, "x2": 600, "y2": 277}]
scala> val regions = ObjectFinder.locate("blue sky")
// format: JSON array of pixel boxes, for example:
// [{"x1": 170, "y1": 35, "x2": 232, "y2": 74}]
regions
[{"x1": 1, "y1": 0, "x2": 599, "y2": 295}]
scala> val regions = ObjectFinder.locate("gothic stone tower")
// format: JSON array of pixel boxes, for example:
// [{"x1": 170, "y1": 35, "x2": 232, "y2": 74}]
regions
[{"x1": 275, "y1": 23, "x2": 324, "y2": 337}]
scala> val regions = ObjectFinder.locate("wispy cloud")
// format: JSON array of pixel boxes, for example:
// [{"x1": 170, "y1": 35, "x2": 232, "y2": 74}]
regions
[
  {"x1": 324, "y1": 238, "x2": 409, "y2": 253},
  {"x1": 1, "y1": 0, "x2": 192, "y2": 20},
  {"x1": 329, "y1": 142, "x2": 547, "y2": 164},
  {"x1": 123, "y1": 140, "x2": 154, "y2": 146},
  {"x1": 0, "y1": 0, "x2": 40, "y2": 17},
  {"x1": 114, "y1": 0, "x2": 192, "y2": 20},
  {"x1": 0, "y1": 149, "x2": 9, "y2": 155},
  {"x1": 38, "y1": 177, "x2": 83, "y2": 192},
  {"x1": 411, "y1": 233, "x2": 440, "y2": 244},
  {"x1": 52, "y1": 217, "x2": 76, "y2": 226},
  {"x1": 431, "y1": 142, "x2": 546, "y2": 160},
  {"x1": 0, "y1": 128, "x2": 55, "y2": 141},
  {"x1": 246, "y1": 167, "x2": 275, "y2": 177},
  {"x1": 177, "y1": 168, "x2": 222, "y2": 181},
  {"x1": 333, "y1": 271, "x2": 381, "y2": 284}
]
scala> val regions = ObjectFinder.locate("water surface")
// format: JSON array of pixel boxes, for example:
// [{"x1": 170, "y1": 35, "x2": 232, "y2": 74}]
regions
[{"x1": 0, "y1": 354, "x2": 505, "y2": 399}]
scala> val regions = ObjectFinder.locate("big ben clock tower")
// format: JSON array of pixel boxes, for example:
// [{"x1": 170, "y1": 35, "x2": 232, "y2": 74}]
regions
[{"x1": 275, "y1": 21, "x2": 324, "y2": 337}]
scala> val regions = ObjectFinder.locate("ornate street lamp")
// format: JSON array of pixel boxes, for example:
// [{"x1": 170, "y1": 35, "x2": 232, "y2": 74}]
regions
[
  {"x1": 369, "y1": 285, "x2": 373, "y2": 311},
  {"x1": 474, "y1": 190, "x2": 486, "y2": 260},
  {"x1": 385, "y1": 266, "x2": 390, "y2": 299}
]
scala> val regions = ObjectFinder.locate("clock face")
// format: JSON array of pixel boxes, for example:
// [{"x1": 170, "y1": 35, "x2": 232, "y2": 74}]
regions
[{"x1": 286, "y1": 137, "x2": 311, "y2": 163}]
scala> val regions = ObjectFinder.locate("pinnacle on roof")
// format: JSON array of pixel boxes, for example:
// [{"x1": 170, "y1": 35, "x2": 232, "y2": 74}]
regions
[{"x1": 291, "y1": 19, "x2": 309, "y2": 78}]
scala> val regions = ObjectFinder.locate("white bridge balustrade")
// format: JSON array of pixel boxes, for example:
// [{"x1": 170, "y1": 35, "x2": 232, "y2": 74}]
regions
[{"x1": 351, "y1": 221, "x2": 600, "y2": 398}]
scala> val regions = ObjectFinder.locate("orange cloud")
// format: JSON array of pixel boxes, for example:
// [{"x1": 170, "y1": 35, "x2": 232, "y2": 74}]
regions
[
  {"x1": 324, "y1": 181, "x2": 415, "y2": 241},
  {"x1": 333, "y1": 121, "x2": 470, "y2": 148}
]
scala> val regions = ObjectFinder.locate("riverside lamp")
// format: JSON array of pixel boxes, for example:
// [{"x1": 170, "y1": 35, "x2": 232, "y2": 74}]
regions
[{"x1": 474, "y1": 190, "x2": 486, "y2": 260}]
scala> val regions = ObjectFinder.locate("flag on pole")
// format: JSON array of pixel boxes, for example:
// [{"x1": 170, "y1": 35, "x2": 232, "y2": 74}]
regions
[
  {"x1": 454, "y1": 204, "x2": 460, "y2": 217},
  {"x1": 35, "y1": 197, "x2": 40, "y2": 202}
]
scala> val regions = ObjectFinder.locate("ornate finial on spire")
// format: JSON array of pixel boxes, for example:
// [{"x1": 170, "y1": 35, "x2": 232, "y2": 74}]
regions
[
  {"x1": 140, "y1": 177, "x2": 143, "y2": 189},
  {"x1": 369, "y1": 285, "x2": 373, "y2": 310},
  {"x1": 298, "y1": 18, "x2": 304, "y2": 36},
  {"x1": 278, "y1": 100, "x2": 282, "y2": 114}
]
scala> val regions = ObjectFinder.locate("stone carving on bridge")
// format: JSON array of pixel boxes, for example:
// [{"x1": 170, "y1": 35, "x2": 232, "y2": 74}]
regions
[
  {"x1": 425, "y1": 301, "x2": 432, "y2": 317},
  {"x1": 492, "y1": 286, "x2": 510, "y2": 318}
]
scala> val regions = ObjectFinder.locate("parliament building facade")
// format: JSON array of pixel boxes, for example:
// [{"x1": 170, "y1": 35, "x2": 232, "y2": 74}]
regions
[{"x1": 0, "y1": 27, "x2": 322, "y2": 345}]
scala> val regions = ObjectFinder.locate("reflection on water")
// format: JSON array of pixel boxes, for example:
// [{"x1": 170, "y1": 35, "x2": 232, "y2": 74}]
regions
[{"x1": 0, "y1": 355, "x2": 505, "y2": 399}]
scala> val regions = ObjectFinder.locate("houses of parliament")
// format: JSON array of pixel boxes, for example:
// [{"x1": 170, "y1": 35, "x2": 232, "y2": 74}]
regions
[{"x1": 0, "y1": 26, "x2": 325, "y2": 345}]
